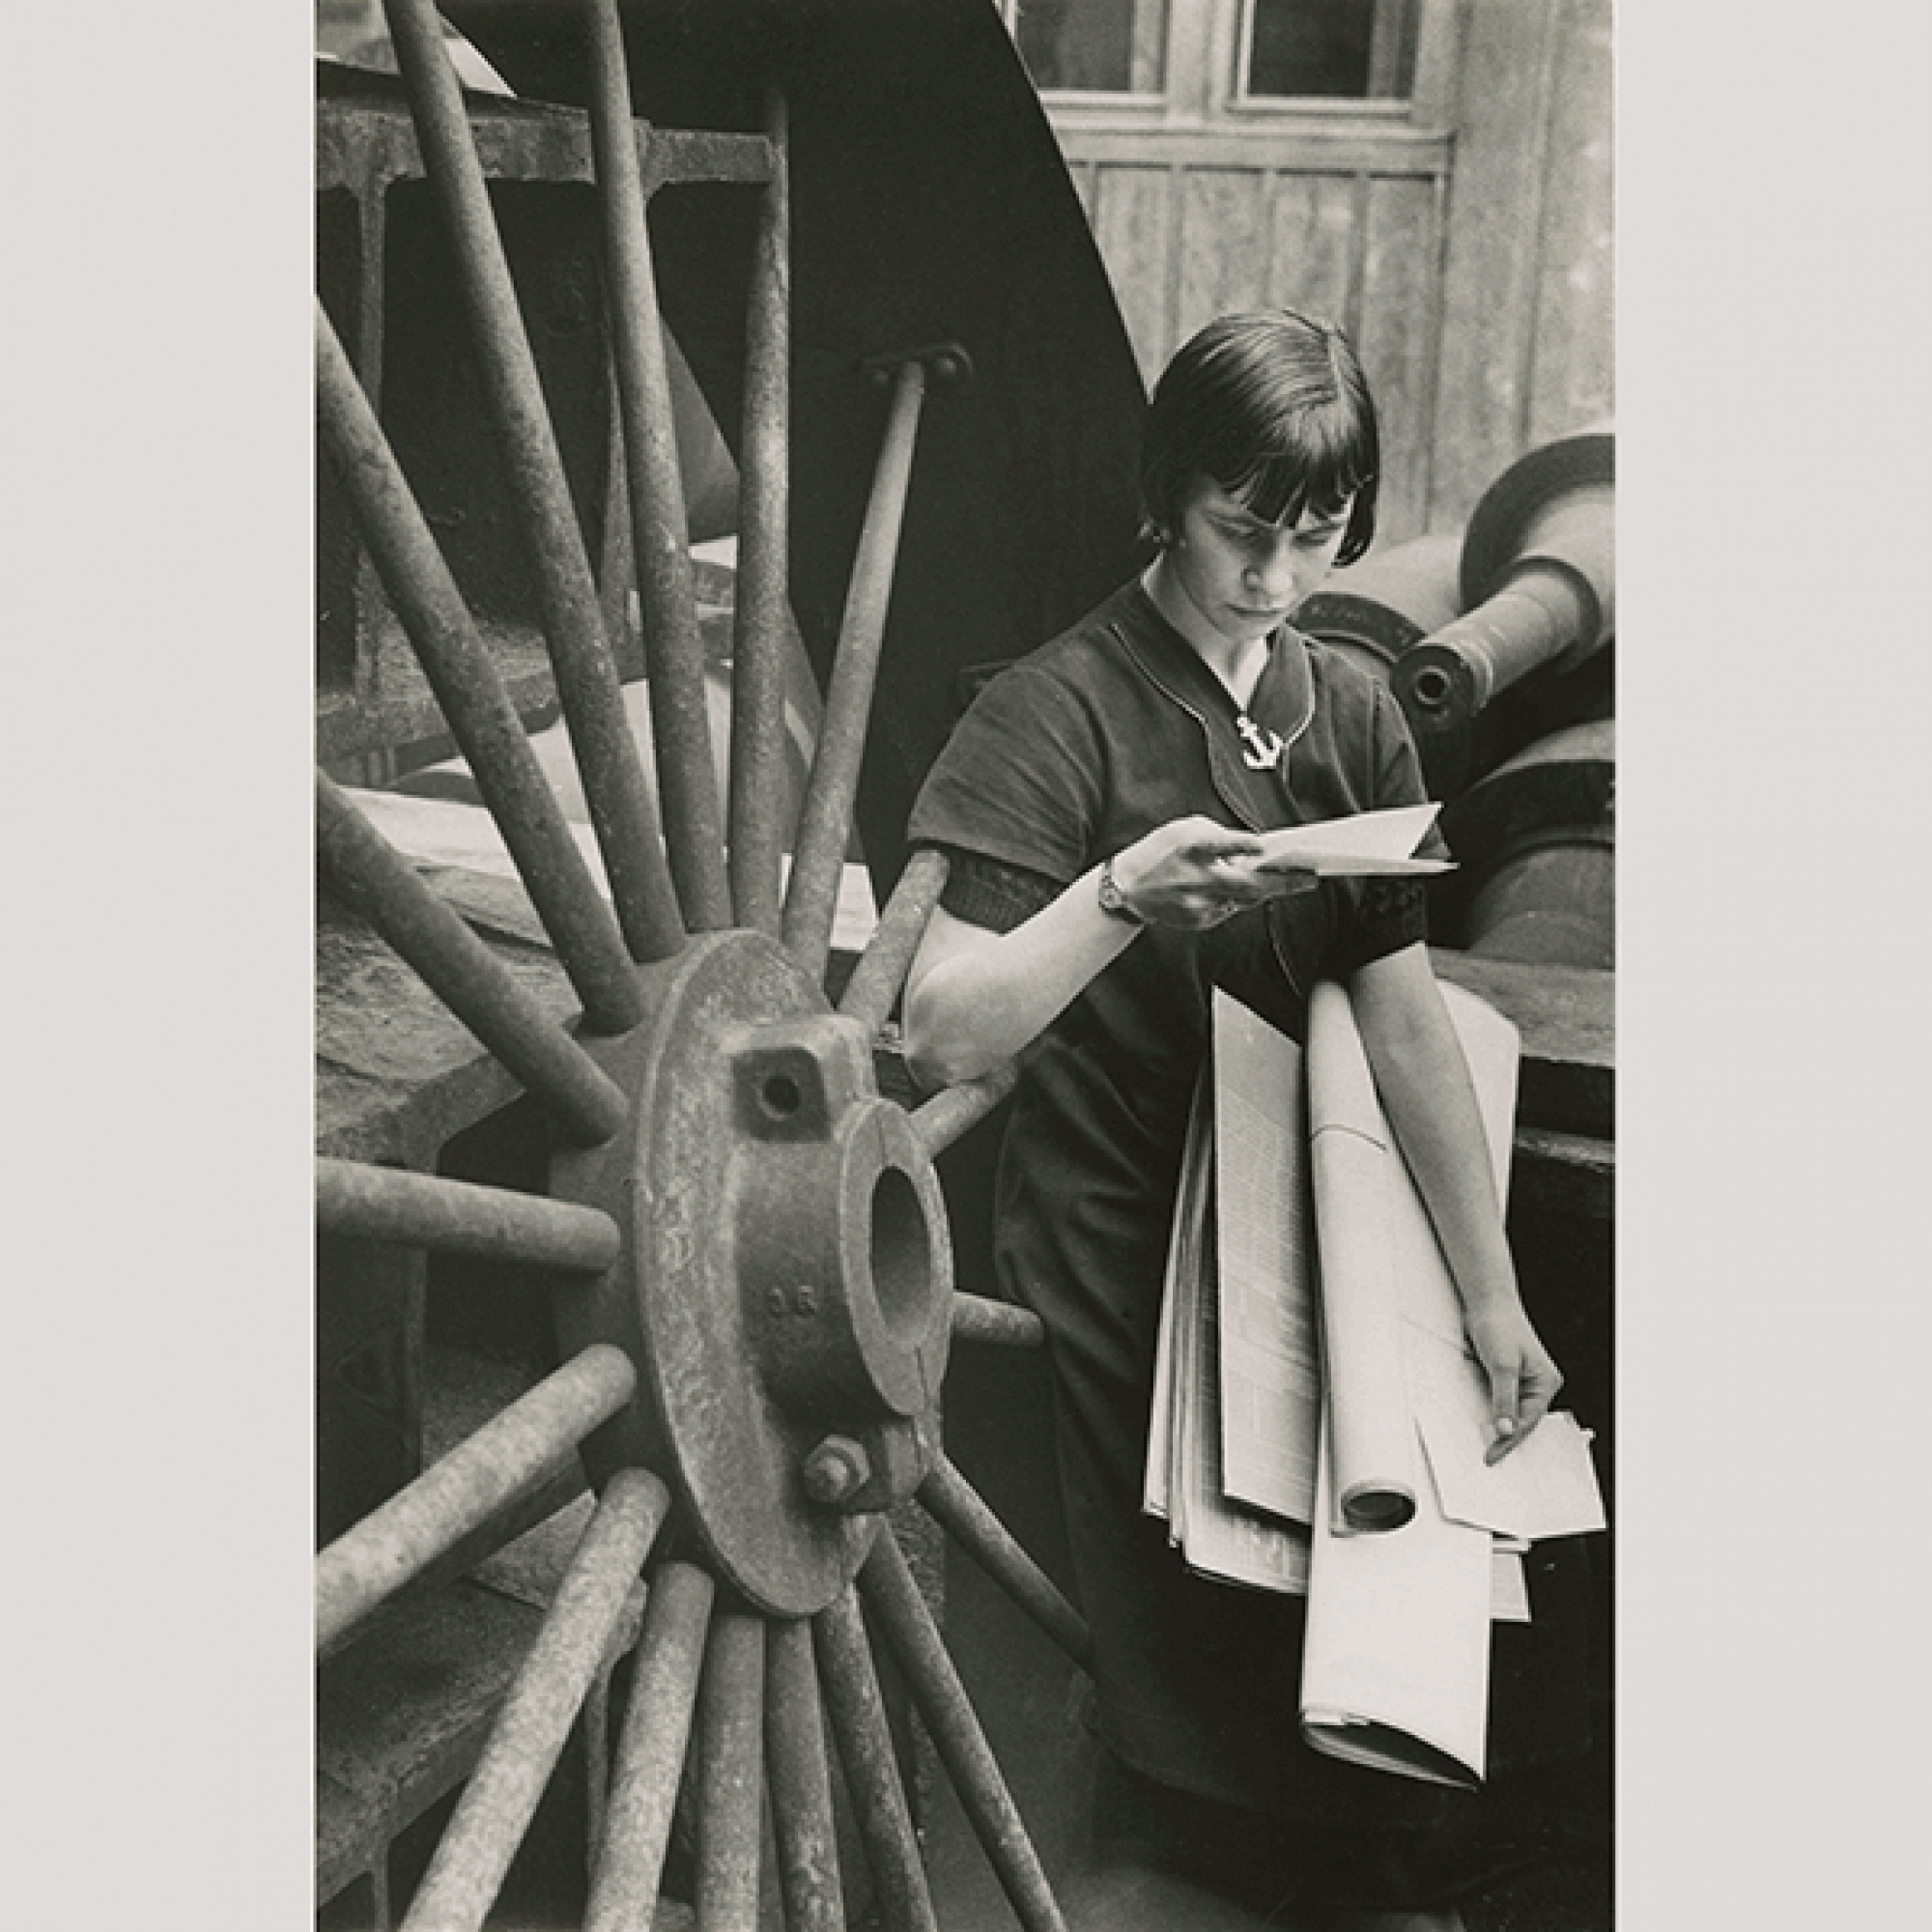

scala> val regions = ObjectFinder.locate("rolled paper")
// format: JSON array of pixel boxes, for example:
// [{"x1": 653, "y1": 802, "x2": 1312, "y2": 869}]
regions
[{"x1": 1305, "y1": 980, "x2": 1416, "y2": 1532}]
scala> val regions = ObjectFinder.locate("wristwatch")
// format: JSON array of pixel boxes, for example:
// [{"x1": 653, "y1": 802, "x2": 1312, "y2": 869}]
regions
[{"x1": 1096, "y1": 856, "x2": 1148, "y2": 926}]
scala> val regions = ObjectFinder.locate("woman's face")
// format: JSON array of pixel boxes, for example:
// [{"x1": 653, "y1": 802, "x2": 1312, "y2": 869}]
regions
[{"x1": 1158, "y1": 475, "x2": 1353, "y2": 651}]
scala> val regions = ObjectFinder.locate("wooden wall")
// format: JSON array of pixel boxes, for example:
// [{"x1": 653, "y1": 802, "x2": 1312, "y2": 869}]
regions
[{"x1": 1047, "y1": 0, "x2": 1613, "y2": 541}]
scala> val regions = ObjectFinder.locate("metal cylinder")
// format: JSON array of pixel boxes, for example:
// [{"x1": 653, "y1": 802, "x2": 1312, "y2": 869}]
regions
[
  {"x1": 1438, "y1": 720, "x2": 1615, "y2": 969},
  {"x1": 1295, "y1": 530, "x2": 1463, "y2": 681},
  {"x1": 315, "y1": 1344, "x2": 639, "y2": 1650},
  {"x1": 315, "y1": 1157, "x2": 622, "y2": 1275},
  {"x1": 399, "y1": 1465, "x2": 669, "y2": 1932},
  {"x1": 1395, "y1": 427, "x2": 1614, "y2": 795}
]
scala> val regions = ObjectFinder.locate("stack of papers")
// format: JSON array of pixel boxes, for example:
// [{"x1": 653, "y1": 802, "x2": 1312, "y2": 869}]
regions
[{"x1": 1144, "y1": 982, "x2": 1605, "y2": 1787}]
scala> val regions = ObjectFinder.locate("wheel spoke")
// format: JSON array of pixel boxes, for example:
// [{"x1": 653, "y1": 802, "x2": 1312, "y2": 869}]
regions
[
  {"x1": 316, "y1": 771, "x2": 630, "y2": 1149},
  {"x1": 728, "y1": 86, "x2": 794, "y2": 938},
  {"x1": 951, "y1": 1293, "x2": 1045, "y2": 1350},
  {"x1": 696, "y1": 1610, "x2": 768, "y2": 1930},
  {"x1": 813, "y1": 1586, "x2": 942, "y2": 1932},
  {"x1": 917, "y1": 1456, "x2": 1092, "y2": 1671},
  {"x1": 856, "y1": 1534, "x2": 1068, "y2": 1932},
  {"x1": 837, "y1": 846, "x2": 949, "y2": 1035},
  {"x1": 382, "y1": 0, "x2": 685, "y2": 965},
  {"x1": 315, "y1": 302, "x2": 645, "y2": 1037},
  {"x1": 316, "y1": 1345, "x2": 640, "y2": 1652},
  {"x1": 781, "y1": 355, "x2": 932, "y2": 982},
  {"x1": 584, "y1": 0, "x2": 731, "y2": 935},
  {"x1": 399, "y1": 1466, "x2": 669, "y2": 1932},
  {"x1": 909, "y1": 1060, "x2": 1019, "y2": 1159},
  {"x1": 764, "y1": 1616, "x2": 845, "y2": 1932},
  {"x1": 316, "y1": 1157, "x2": 621, "y2": 1275},
  {"x1": 586, "y1": 1559, "x2": 717, "y2": 1932}
]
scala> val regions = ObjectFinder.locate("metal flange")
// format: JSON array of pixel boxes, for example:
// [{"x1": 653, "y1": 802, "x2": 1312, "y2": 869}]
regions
[{"x1": 552, "y1": 929, "x2": 953, "y2": 1616}]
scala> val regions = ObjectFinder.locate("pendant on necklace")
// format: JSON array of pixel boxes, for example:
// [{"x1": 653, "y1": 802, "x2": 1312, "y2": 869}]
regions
[{"x1": 1236, "y1": 713, "x2": 1286, "y2": 771}]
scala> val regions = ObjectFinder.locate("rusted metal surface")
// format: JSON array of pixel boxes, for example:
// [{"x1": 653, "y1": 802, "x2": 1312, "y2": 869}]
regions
[
  {"x1": 317, "y1": 1575, "x2": 547, "y2": 1906},
  {"x1": 1439, "y1": 720, "x2": 1615, "y2": 970},
  {"x1": 765, "y1": 1616, "x2": 847, "y2": 1932},
  {"x1": 384, "y1": 0, "x2": 686, "y2": 966},
  {"x1": 857, "y1": 1533, "x2": 1068, "y2": 1932},
  {"x1": 316, "y1": 1157, "x2": 621, "y2": 1274},
  {"x1": 813, "y1": 1585, "x2": 943, "y2": 1932},
  {"x1": 838, "y1": 845, "x2": 948, "y2": 1036},
  {"x1": 696, "y1": 1611, "x2": 768, "y2": 1931},
  {"x1": 950, "y1": 1292, "x2": 1044, "y2": 1350},
  {"x1": 585, "y1": 1560, "x2": 717, "y2": 1930},
  {"x1": 398, "y1": 1465, "x2": 669, "y2": 1931},
  {"x1": 318, "y1": 303, "x2": 647, "y2": 1036},
  {"x1": 910, "y1": 1060, "x2": 1018, "y2": 1159},
  {"x1": 315, "y1": 65, "x2": 779, "y2": 202},
  {"x1": 918, "y1": 1456, "x2": 1091, "y2": 1671},
  {"x1": 783, "y1": 351, "x2": 944, "y2": 979},
  {"x1": 317, "y1": 1344, "x2": 639, "y2": 1651},
  {"x1": 729, "y1": 86, "x2": 795, "y2": 939},
  {"x1": 552, "y1": 930, "x2": 952, "y2": 1615},
  {"x1": 316, "y1": 773, "x2": 631, "y2": 1148},
  {"x1": 586, "y1": 0, "x2": 732, "y2": 937}
]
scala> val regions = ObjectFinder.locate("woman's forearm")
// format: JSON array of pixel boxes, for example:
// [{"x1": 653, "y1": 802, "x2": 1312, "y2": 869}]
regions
[
  {"x1": 1350, "y1": 945, "x2": 1521, "y2": 1315},
  {"x1": 902, "y1": 871, "x2": 1138, "y2": 1086}
]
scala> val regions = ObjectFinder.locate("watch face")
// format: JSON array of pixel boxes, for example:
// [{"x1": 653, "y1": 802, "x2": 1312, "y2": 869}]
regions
[{"x1": 1098, "y1": 862, "x2": 1139, "y2": 923}]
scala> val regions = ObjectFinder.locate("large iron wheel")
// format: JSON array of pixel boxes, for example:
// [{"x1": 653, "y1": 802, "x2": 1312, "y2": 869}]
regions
[{"x1": 316, "y1": 5, "x2": 1088, "y2": 1927}]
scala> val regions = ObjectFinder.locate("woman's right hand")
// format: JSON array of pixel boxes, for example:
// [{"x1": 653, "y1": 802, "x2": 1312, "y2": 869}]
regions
[{"x1": 1108, "y1": 816, "x2": 1317, "y2": 929}]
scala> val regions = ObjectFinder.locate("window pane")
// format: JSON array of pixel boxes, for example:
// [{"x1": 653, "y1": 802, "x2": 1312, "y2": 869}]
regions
[
  {"x1": 1015, "y1": 0, "x2": 1169, "y2": 95},
  {"x1": 1244, "y1": 0, "x2": 1418, "y2": 100}
]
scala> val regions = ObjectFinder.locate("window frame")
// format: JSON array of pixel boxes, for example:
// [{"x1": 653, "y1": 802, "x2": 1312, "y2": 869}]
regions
[{"x1": 1003, "y1": 0, "x2": 1461, "y2": 135}]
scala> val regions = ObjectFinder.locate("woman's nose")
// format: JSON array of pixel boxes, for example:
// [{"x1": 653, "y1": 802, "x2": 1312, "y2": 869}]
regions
[{"x1": 1247, "y1": 537, "x2": 1299, "y2": 600}]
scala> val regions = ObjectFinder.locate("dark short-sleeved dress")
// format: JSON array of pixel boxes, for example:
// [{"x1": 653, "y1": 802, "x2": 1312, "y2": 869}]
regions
[{"x1": 906, "y1": 581, "x2": 1593, "y2": 1892}]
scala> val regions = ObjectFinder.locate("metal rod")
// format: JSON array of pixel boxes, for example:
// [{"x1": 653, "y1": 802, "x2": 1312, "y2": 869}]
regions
[
  {"x1": 586, "y1": 1560, "x2": 718, "y2": 1932},
  {"x1": 910, "y1": 1061, "x2": 1019, "y2": 1159},
  {"x1": 765, "y1": 1617, "x2": 845, "y2": 1932},
  {"x1": 315, "y1": 1344, "x2": 639, "y2": 1651},
  {"x1": 696, "y1": 1610, "x2": 767, "y2": 1931},
  {"x1": 315, "y1": 302, "x2": 644, "y2": 1036},
  {"x1": 399, "y1": 1466, "x2": 669, "y2": 1932},
  {"x1": 837, "y1": 846, "x2": 948, "y2": 1035},
  {"x1": 951, "y1": 1293, "x2": 1045, "y2": 1350},
  {"x1": 584, "y1": 0, "x2": 732, "y2": 934},
  {"x1": 316, "y1": 1157, "x2": 622, "y2": 1275},
  {"x1": 728, "y1": 87, "x2": 793, "y2": 938},
  {"x1": 812, "y1": 1587, "x2": 941, "y2": 1932},
  {"x1": 857, "y1": 1535, "x2": 1069, "y2": 1932},
  {"x1": 917, "y1": 1456, "x2": 1092, "y2": 1671},
  {"x1": 316, "y1": 773, "x2": 631, "y2": 1149},
  {"x1": 782, "y1": 358, "x2": 930, "y2": 980},
  {"x1": 381, "y1": 0, "x2": 685, "y2": 965}
]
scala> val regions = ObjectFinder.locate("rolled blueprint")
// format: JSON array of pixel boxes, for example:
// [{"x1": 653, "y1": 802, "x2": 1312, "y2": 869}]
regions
[{"x1": 1305, "y1": 980, "x2": 1415, "y2": 1531}]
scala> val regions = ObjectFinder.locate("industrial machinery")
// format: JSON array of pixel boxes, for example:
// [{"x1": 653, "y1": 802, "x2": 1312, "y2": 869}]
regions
[{"x1": 316, "y1": 3, "x2": 1144, "y2": 1924}]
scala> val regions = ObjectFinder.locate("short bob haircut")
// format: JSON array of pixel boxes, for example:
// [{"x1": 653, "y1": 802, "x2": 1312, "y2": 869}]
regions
[{"x1": 1139, "y1": 308, "x2": 1380, "y2": 567}]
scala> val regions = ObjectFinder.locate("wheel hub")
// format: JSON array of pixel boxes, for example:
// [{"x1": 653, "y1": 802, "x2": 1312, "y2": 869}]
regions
[{"x1": 554, "y1": 929, "x2": 952, "y2": 1616}]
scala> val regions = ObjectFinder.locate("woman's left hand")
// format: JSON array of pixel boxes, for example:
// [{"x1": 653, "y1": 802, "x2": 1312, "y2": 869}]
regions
[{"x1": 1462, "y1": 1296, "x2": 1563, "y2": 1463}]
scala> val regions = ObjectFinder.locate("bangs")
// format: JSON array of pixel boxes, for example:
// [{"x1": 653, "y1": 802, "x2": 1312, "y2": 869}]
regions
[{"x1": 1215, "y1": 398, "x2": 1376, "y2": 529}]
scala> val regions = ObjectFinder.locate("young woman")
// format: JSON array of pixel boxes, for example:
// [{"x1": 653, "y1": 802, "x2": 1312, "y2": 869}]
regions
[{"x1": 901, "y1": 311, "x2": 1577, "y2": 1929}]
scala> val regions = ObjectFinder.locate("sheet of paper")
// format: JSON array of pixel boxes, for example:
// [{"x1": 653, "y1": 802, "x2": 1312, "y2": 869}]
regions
[
  {"x1": 1251, "y1": 802, "x2": 1451, "y2": 876},
  {"x1": 342, "y1": 785, "x2": 881, "y2": 953},
  {"x1": 1405, "y1": 1318, "x2": 1606, "y2": 1540},
  {"x1": 1211, "y1": 993, "x2": 1322, "y2": 1525},
  {"x1": 1300, "y1": 1423, "x2": 1493, "y2": 1788},
  {"x1": 1490, "y1": 1547, "x2": 1531, "y2": 1624}
]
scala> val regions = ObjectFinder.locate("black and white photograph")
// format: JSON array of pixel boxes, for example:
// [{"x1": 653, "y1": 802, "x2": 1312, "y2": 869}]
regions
[{"x1": 8, "y1": 4, "x2": 1924, "y2": 1928}]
